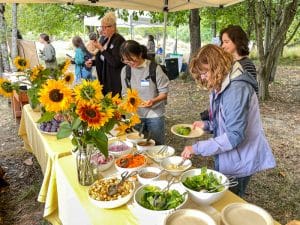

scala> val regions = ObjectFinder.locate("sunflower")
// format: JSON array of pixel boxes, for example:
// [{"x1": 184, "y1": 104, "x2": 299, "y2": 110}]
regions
[
  {"x1": 115, "y1": 123, "x2": 130, "y2": 136},
  {"x1": 129, "y1": 113, "x2": 141, "y2": 127},
  {"x1": 39, "y1": 79, "x2": 73, "y2": 113},
  {"x1": 61, "y1": 58, "x2": 71, "y2": 74},
  {"x1": 62, "y1": 72, "x2": 74, "y2": 85},
  {"x1": 76, "y1": 102, "x2": 114, "y2": 129},
  {"x1": 30, "y1": 65, "x2": 44, "y2": 81},
  {"x1": 112, "y1": 93, "x2": 122, "y2": 105},
  {"x1": 121, "y1": 88, "x2": 142, "y2": 113},
  {"x1": 74, "y1": 80, "x2": 103, "y2": 104},
  {"x1": 0, "y1": 78, "x2": 14, "y2": 97},
  {"x1": 13, "y1": 56, "x2": 30, "y2": 71}
]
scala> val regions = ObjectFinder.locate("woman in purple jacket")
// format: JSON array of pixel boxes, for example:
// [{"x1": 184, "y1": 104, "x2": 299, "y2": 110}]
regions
[{"x1": 181, "y1": 44, "x2": 276, "y2": 197}]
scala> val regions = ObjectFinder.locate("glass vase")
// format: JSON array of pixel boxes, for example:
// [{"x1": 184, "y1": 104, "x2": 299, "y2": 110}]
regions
[{"x1": 76, "y1": 144, "x2": 95, "y2": 186}]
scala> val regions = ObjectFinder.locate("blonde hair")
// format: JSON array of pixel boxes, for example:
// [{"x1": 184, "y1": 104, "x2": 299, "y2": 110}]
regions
[
  {"x1": 101, "y1": 12, "x2": 117, "y2": 26},
  {"x1": 189, "y1": 44, "x2": 234, "y2": 92}
]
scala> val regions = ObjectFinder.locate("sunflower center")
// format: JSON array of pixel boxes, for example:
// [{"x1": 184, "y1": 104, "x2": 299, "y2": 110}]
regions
[
  {"x1": 19, "y1": 59, "x2": 27, "y2": 66},
  {"x1": 2, "y1": 82, "x2": 13, "y2": 92},
  {"x1": 49, "y1": 89, "x2": 64, "y2": 102},
  {"x1": 81, "y1": 86, "x2": 96, "y2": 100},
  {"x1": 129, "y1": 97, "x2": 136, "y2": 105},
  {"x1": 65, "y1": 75, "x2": 71, "y2": 82},
  {"x1": 86, "y1": 109, "x2": 96, "y2": 118}
]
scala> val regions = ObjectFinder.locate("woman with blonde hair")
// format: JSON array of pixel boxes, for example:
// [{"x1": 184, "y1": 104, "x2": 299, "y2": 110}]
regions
[
  {"x1": 181, "y1": 44, "x2": 276, "y2": 197},
  {"x1": 93, "y1": 11, "x2": 125, "y2": 96}
]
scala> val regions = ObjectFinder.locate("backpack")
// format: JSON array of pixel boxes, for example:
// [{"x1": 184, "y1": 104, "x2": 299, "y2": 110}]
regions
[{"x1": 125, "y1": 60, "x2": 167, "y2": 89}]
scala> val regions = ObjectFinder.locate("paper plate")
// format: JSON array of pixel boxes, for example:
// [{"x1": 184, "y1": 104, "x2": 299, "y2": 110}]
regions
[
  {"x1": 164, "y1": 209, "x2": 217, "y2": 225},
  {"x1": 171, "y1": 124, "x2": 204, "y2": 138},
  {"x1": 221, "y1": 203, "x2": 274, "y2": 225}
]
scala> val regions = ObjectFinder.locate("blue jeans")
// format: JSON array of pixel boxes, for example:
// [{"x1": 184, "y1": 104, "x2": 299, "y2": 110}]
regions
[
  {"x1": 215, "y1": 155, "x2": 251, "y2": 197},
  {"x1": 134, "y1": 117, "x2": 165, "y2": 145}
]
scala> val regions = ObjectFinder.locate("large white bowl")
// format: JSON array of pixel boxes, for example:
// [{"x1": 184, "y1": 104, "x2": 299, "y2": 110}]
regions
[
  {"x1": 160, "y1": 156, "x2": 192, "y2": 176},
  {"x1": 108, "y1": 140, "x2": 133, "y2": 157},
  {"x1": 126, "y1": 132, "x2": 145, "y2": 144},
  {"x1": 137, "y1": 167, "x2": 161, "y2": 185},
  {"x1": 88, "y1": 176, "x2": 135, "y2": 209},
  {"x1": 136, "y1": 139, "x2": 156, "y2": 151},
  {"x1": 164, "y1": 209, "x2": 217, "y2": 225},
  {"x1": 134, "y1": 180, "x2": 188, "y2": 216},
  {"x1": 146, "y1": 145, "x2": 175, "y2": 163},
  {"x1": 180, "y1": 168, "x2": 228, "y2": 205},
  {"x1": 115, "y1": 153, "x2": 147, "y2": 174}
]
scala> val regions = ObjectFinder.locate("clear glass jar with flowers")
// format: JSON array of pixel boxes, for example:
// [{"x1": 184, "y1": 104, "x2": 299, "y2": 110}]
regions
[{"x1": 37, "y1": 78, "x2": 142, "y2": 185}]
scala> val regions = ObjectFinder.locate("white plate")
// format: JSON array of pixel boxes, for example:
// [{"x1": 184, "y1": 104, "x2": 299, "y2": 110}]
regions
[
  {"x1": 164, "y1": 209, "x2": 217, "y2": 225},
  {"x1": 37, "y1": 124, "x2": 57, "y2": 136},
  {"x1": 221, "y1": 203, "x2": 274, "y2": 225},
  {"x1": 171, "y1": 124, "x2": 204, "y2": 138}
]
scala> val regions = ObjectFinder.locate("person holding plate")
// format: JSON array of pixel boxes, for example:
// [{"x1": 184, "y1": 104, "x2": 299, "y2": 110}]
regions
[
  {"x1": 120, "y1": 40, "x2": 169, "y2": 145},
  {"x1": 181, "y1": 44, "x2": 276, "y2": 197}
]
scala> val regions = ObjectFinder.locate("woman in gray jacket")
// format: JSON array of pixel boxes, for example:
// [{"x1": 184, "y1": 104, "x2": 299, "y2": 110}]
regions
[{"x1": 39, "y1": 33, "x2": 57, "y2": 69}]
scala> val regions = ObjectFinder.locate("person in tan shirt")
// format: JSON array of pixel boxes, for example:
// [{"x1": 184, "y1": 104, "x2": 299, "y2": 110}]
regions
[{"x1": 86, "y1": 32, "x2": 99, "y2": 59}]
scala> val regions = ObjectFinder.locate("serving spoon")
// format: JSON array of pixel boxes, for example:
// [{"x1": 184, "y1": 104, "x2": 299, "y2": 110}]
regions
[{"x1": 107, "y1": 171, "x2": 138, "y2": 196}]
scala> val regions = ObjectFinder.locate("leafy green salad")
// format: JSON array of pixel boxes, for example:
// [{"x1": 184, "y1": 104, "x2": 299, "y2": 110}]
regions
[
  {"x1": 182, "y1": 167, "x2": 224, "y2": 192},
  {"x1": 138, "y1": 185, "x2": 184, "y2": 210},
  {"x1": 175, "y1": 126, "x2": 192, "y2": 136}
]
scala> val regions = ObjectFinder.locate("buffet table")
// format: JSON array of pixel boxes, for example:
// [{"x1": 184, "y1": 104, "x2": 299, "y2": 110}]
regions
[{"x1": 18, "y1": 104, "x2": 73, "y2": 224}]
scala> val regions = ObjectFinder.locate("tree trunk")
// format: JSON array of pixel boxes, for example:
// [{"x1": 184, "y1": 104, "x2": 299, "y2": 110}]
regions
[
  {"x1": 253, "y1": 0, "x2": 298, "y2": 100},
  {"x1": 0, "y1": 4, "x2": 11, "y2": 72},
  {"x1": 0, "y1": 50, "x2": 3, "y2": 74},
  {"x1": 211, "y1": 20, "x2": 217, "y2": 38},
  {"x1": 11, "y1": 3, "x2": 18, "y2": 72},
  {"x1": 189, "y1": 9, "x2": 201, "y2": 58}
]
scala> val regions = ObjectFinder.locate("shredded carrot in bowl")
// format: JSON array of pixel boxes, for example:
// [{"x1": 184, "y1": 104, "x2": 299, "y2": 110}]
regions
[{"x1": 116, "y1": 154, "x2": 146, "y2": 168}]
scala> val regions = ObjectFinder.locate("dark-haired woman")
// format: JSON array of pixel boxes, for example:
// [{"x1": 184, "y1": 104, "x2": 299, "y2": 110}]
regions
[
  {"x1": 220, "y1": 25, "x2": 258, "y2": 95},
  {"x1": 72, "y1": 36, "x2": 93, "y2": 83},
  {"x1": 39, "y1": 33, "x2": 57, "y2": 69},
  {"x1": 120, "y1": 40, "x2": 169, "y2": 145}
]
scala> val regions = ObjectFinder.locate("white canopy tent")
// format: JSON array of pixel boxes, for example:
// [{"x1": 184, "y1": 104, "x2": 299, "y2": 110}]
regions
[{"x1": 2, "y1": 0, "x2": 244, "y2": 59}]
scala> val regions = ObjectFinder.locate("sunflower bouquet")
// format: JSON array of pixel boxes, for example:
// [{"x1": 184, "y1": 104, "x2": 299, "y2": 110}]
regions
[{"x1": 38, "y1": 78, "x2": 142, "y2": 157}]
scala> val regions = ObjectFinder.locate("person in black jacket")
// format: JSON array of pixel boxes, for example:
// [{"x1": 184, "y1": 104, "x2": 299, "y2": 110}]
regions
[{"x1": 93, "y1": 12, "x2": 125, "y2": 96}]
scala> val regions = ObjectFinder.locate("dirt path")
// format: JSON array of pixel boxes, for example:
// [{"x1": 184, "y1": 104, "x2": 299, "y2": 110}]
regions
[{"x1": 0, "y1": 65, "x2": 299, "y2": 225}]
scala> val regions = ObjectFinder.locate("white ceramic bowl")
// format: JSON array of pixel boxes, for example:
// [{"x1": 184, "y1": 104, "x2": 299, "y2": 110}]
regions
[
  {"x1": 180, "y1": 168, "x2": 228, "y2": 205},
  {"x1": 160, "y1": 156, "x2": 192, "y2": 176},
  {"x1": 164, "y1": 209, "x2": 217, "y2": 225},
  {"x1": 126, "y1": 132, "x2": 145, "y2": 144},
  {"x1": 88, "y1": 176, "x2": 135, "y2": 209},
  {"x1": 146, "y1": 145, "x2": 175, "y2": 163},
  {"x1": 137, "y1": 167, "x2": 161, "y2": 185},
  {"x1": 134, "y1": 180, "x2": 188, "y2": 216},
  {"x1": 115, "y1": 153, "x2": 147, "y2": 174},
  {"x1": 136, "y1": 139, "x2": 156, "y2": 151},
  {"x1": 221, "y1": 203, "x2": 274, "y2": 225},
  {"x1": 90, "y1": 152, "x2": 114, "y2": 172},
  {"x1": 108, "y1": 140, "x2": 133, "y2": 157}
]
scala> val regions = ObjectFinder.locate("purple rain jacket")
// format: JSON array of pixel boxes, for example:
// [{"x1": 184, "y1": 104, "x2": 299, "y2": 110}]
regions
[{"x1": 192, "y1": 62, "x2": 276, "y2": 178}]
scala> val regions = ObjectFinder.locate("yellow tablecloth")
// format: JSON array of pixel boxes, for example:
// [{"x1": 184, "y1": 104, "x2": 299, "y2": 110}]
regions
[
  {"x1": 55, "y1": 155, "x2": 281, "y2": 225},
  {"x1": 18, "y1": 104, "x2": 73, "y2": 225}
]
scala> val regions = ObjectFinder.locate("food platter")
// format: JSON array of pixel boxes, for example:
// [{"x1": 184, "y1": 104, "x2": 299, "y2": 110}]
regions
[
  {"x1": 171, "y1": 124, "x2": 204, "y2": 138},
  {"x1": 37, "y1": 124, "x2": 58, "y2": 136}
]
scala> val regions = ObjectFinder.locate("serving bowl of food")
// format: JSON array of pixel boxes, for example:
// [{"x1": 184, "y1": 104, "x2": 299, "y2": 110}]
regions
[
  {"x1": 136, "y1": 139, "x2": 156, "y2": 151},
  {"x1": 90, "y1": 152, "x2": 114, "y2": 172},
  {"x1": 115, "y1": 153, "x2": 147, "y2": 173},
  {"x1": 180, "y1": 167, "x2": 228, "y2": 205},
  {"x1": 145, "y1": 145, "x2": 175, "y2": 163},
  {"x1": 126, "y1": 132, "x2": 145, "y2": 144},
  {"x1": 137, "y1": 167, "x2": 161, "y2": 185},
  {"x1": 134, "y1": 180, "x2": 188, "y2": 216},
  {"x1": 108, "y1": 140, "x2": 133, "y2": 157},
  {"x1": 88, "y1": 176, "x2": 135, "y2": 209},
  {"x1": 160, "y1": 156, "x2": 192, "y2": 176}
]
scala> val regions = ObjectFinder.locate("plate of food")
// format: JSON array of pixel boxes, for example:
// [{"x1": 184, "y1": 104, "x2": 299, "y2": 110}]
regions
[
  {"x1": 37, "y1": 120, "x2": 60, "y2": 135},
  {"x1": 171, "y1": 124, "x2": 204, "y2": 138}
]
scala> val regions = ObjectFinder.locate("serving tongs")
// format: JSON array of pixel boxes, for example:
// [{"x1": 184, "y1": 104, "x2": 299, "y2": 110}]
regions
[
  {"x1": 153, "y1": 176, "x2": 176, "y2": 208},
  {"x1": 200, "y1": 176, "x2": 238, "y2": 193},
  {"x1": 107, "y1": 171, "x2": 138, "y2": 196}
]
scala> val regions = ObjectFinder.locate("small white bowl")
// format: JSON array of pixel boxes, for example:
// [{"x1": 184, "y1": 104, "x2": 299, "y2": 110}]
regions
[
  {"x1": 180, "y1": 168, "x2": 228, "y2": 205},
  {"x1": 108, "y1": 140, "x2": 133, "y2": 157},
  {"x1": 126, "y1": 132, "x2": 145, "y2": 144},
  {"x1": 137, "y1": 167, "x2": 161, "y2": 185},
  {"x1": 136, "y1": 139, "x2": 156, "y2": 151},
  {"x1": 90, "y1": 152, "x2": 114, "y2": 172},
  {"x1": 115, "y1": 153, "x2": 147, "y2": 174},
  {"x1": 146, "y1": 145, "x2": 175, "y2": 163},
  {"x1": 134, "y1": 180, "x2": 188, "y2": 216},
  {"x1": 160, "y1": 156, "x2": 192, "y2": 176}
]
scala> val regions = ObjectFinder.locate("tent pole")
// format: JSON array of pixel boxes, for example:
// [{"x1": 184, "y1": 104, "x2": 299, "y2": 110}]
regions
[{"x1": 162, "y1": 6, "x2": 168, "y2": 64}]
